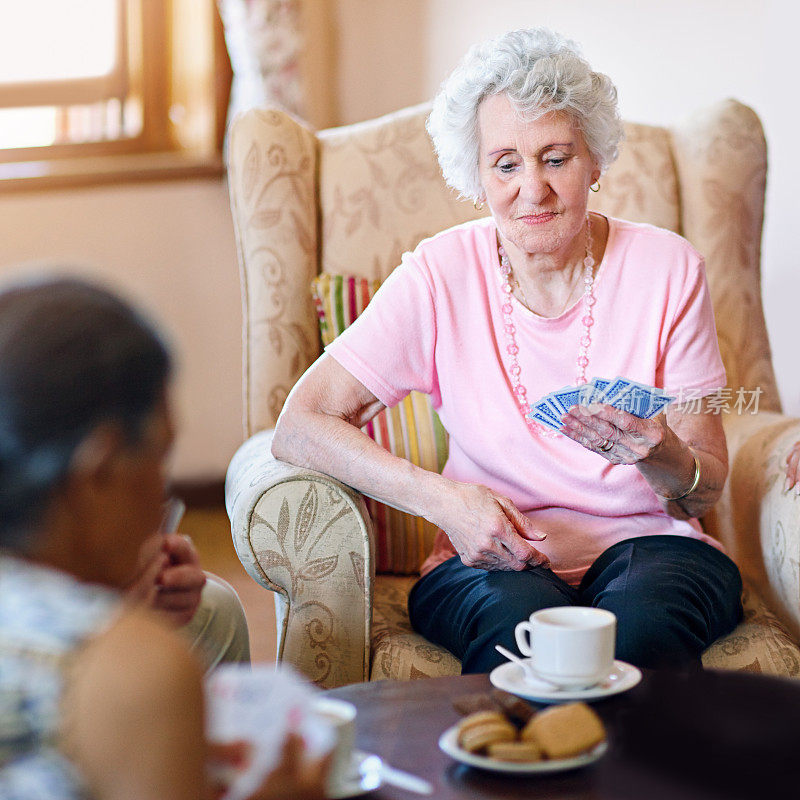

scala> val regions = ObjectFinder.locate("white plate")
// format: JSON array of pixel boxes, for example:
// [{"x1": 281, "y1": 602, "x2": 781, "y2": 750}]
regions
[
  {"x1": 490, "y1": 658, "x2": 642, "y2": 703},
  {"x1": 327, "y1": 751, "x2": 383, "y2": 798},
  {"x1": 438, "y1": 726, "x2": 607, "y2": 774}
]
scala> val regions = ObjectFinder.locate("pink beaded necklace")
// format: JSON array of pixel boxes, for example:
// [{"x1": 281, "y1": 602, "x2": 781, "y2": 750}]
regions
[{"x1": 497, "y1": 214, "x2": 596, "y2": 437}]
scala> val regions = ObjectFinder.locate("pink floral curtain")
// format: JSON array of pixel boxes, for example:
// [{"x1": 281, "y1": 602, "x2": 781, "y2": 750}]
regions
[{"x1": 218, "y1": 0, "x2": 306, "y2": 122}]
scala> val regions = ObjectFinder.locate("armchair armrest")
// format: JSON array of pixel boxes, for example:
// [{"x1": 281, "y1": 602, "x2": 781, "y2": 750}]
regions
[
  {"x1": 703, "y1": 411, "x2": 800, "y2": 640},
  {"x1": 225, "y1": 429, "x2": 376, "y2": 687}
]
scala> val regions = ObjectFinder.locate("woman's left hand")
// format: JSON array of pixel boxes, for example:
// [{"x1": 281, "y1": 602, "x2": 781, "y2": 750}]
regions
[
  {"x1": 559, "y1": 402, "x2": 672, "y2": 465},
  {"x1": 126, "y1": 532, "x2": 206, "y2": 627}
]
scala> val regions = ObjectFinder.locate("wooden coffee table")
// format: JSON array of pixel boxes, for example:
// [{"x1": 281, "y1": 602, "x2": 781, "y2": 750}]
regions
[
  {"x1": 328, "y1": 672, "x2": 622, "y2": 799},
  {"x1": 327, "y1": 669, "x2": 800, "y2": 800}
]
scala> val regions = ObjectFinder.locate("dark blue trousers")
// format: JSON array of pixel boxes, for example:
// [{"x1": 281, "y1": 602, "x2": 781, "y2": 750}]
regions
[{"x1": 408, "y1": 535, "x2": 743, "y2": 674}]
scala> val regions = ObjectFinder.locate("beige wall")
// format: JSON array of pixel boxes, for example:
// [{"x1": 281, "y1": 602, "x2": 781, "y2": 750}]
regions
[
  {"x1": 2, "y1": 0, "x2": 797, "y2": 481},
  {"x1": 0, "y1": 180, "x2": 242, "y2": 481},
  {"x1": 328, "y1": 0, "x2": 430, "y2": 126}
]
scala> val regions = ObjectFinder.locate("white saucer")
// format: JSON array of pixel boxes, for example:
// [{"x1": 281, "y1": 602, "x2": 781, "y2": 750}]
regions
[
  {"x1": 490, "y1": 659, "x2": 642, "y2": 703},
  {"x1": 438, "y1": 726, "x2": 607, "y2": 774},
  {"x1": 327, "y1": 750, "x2": 383, "y2": 798}
]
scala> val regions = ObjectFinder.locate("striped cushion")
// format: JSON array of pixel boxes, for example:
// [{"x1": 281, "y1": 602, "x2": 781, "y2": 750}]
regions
[{"x1": 311, "y1": 274, "x2": 448, "y2": 574}]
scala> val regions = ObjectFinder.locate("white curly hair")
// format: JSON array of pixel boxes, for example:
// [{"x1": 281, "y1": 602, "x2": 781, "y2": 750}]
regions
[{"x1": 427, "y1": 28, "x2": 624, "y2": 201}]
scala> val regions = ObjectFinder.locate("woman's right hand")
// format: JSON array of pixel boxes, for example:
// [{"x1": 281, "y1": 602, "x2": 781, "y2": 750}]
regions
[
  {"x1": 785, "y1": 440, "x2": 800, "y2": 493},
  {"x1": 208, "y1": 735, "x2": 331, "y2": 800},
  {"x1": 429, "y1": 480, "x2": 549, "y2": 571},
  {"x1": 251, "y1": 734, "x2": 330, "y2": 800}
]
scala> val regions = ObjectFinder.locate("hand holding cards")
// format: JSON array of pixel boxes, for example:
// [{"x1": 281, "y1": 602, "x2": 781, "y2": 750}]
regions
[
  {"x1": 206, "y1": 664, "x2": 350, "y2": 799},
  {"x1": 528, "y1": 376, "x2": 675, "y2": 432}
]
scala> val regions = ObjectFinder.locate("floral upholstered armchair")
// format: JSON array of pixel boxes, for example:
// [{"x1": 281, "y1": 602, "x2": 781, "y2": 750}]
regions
[{"x1": 225, "y1": 99, "x2": 800, "y2": 688}]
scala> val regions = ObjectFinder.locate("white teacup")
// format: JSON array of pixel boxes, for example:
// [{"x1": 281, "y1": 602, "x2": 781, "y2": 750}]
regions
[
  {"x1": 514, "y1": 606, "x2": 617, "y2": 690},
  {"x1": 310, "y1": 697, "x2": 357, "y2": 793}
]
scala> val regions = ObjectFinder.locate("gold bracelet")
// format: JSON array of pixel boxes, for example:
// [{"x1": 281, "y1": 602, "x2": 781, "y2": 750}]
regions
[{"x1": 658, "y1": 450, "x2": 701, "y2": 502}]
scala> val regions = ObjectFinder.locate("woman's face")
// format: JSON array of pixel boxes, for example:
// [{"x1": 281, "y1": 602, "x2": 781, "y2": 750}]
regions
[
  {"x1": 477, "y1": 93, "x2": 601, "y2": 259},
  {"x1": 81, "y1": 398, "x2": 176, "y2": 589}
]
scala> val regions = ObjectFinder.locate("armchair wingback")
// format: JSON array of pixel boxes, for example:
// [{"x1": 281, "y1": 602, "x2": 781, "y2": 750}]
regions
[{"x1": 226, "y1": 100, "x2": 800, "y2": 687}]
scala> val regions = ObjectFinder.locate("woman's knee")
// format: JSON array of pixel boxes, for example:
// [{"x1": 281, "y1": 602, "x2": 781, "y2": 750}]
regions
[
  {"x1": 182, "y1": 573, "x2": 251, "y2": 670},
  {"x1": 409, "y1": 562, "x2": 575, "y2": 666},
  {"x1": 602, "y1": 599, "x2": 703, "y2": 669},
  {"x1": 411, "y1": 561, "x2": 572, "y2": 624},
  {"x1": 458, "y1": 570, "x2": 574, "y2": 673},
  {"x1": 465, "y1": 568, "x2": 574, "y2": 629},
  {"x1": 586, "y1": 537, "x2": 743, "y2": 669}
]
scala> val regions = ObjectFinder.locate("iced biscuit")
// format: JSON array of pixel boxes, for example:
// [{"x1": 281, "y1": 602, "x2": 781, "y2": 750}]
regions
[
  {"x1": 521, "y1": 702, "x2": 605, "y2": 759},
  {"x1": 486, "y1": 740, "x2": 543, "y2": 762}
]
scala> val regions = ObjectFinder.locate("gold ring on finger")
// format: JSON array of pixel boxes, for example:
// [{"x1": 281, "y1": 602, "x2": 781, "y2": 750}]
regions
[{"x1": 599, "y1": 439, "x2": 614, "y2": 452}]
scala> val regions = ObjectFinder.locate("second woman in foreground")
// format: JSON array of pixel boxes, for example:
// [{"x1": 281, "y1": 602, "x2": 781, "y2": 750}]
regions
[
  {"x1": 272, "y1": 28, "x2": 743, "y2": 673},
  {"x1": 0, "y1": 278, "x2": 327, "y2": 799}
]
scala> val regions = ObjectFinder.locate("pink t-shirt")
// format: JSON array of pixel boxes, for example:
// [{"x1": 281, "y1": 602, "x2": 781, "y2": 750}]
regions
[{"x1": 326, "y1": 216, "x2": 727, "y2": 585}]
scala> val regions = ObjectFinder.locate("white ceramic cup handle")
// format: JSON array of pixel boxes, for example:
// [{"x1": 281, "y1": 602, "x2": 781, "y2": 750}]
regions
[{"x1": 514, "y1": 621, "x2": 534, "y2": 657}]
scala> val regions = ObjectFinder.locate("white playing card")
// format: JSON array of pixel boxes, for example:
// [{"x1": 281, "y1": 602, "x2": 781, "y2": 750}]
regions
[{"x1": 206, "y1": 665, "x2": 335, "y2": 800}]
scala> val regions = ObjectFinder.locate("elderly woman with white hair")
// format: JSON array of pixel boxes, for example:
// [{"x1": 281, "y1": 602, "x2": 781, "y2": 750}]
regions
[{"x1": 272, "y1": 28, "x2": 743, "y2": 673}]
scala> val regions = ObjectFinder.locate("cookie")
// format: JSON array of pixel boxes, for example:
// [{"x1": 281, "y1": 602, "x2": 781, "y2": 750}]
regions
[
  {"x1": 486, "y1": 740, "x2": 543, "y2": 762},
  {"x1": 490, "y1": 689, "x2": 536, "y2": 726},
  {"x1": 457, "y1": 710, "x2": 508, "y2": 735},
  {"x1": 521, "y1": 702, "x2": 605, "y2": 759},
  {"x1": 457, "y1": 712, "x2": 517, "y2": 753},
  {"x1": 460, "y1": 722, "x2": 517, "y2": 753}
]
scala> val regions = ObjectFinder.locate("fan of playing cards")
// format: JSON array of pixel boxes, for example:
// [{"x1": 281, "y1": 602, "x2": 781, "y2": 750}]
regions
[{"x1": 528, "y1": 376, "x2": 675, "y2": 431}]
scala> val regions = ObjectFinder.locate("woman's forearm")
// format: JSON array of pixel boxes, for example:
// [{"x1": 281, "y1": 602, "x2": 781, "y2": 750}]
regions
[
  {"x1": 270, "y1": 351, "x2": 551, "y2": 572},
  {"x1": 636, "y1": 439, "x2": 727, "y2": 520},
  {"x1": 271, "y1": 408, "x2": 443, "y2": 519}
]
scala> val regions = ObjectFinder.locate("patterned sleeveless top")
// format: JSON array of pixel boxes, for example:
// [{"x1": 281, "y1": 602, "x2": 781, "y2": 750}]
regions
[{"x1": 0, "y1": 556, "x2": 120, "y2": 799}]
